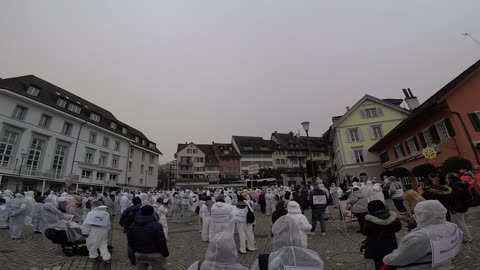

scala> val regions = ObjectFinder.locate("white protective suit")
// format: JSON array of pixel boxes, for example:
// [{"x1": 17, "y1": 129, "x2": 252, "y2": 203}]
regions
[
  {"x1": 197, "y1": 200, "x2": 206, "y2": 232},
  {"x1": 2, "y1": 190, "x2": 13, "y2": 203},
  {"x1": 200, "y1": 200, "x2": 213, "y2": 242},
  {"x1": 209, "y1": 201, "x2": 234, "y2": 240},
  {"x1": 187, "y1": 232, "x2": 247, "y2": 270},
  {"x1": 330, "y1": 184, "x2": 339, "y2": 206},
  {"x1": 39, "y1": 197, "x2": 65, "y2": 232},
  {"x1": 233, "y1": 203, "x2": 255, "y2": 253},
  {"x1": 6, "y1": 193, "x2": 28, "y2": 239},
  {"x1": 371, "y1": 184, "x2": 385, "y2": 203},
  {"x1": 154, "y1": 202, "x2": 169, "y2": 240},
  {"x1": 24, "y1": 191, "x2": 35, "y2": 226},
  {"x1": 33, "y1": 202, "x2": 43, "y2": 232},
  {"x1": 119, "y1": 193, "x2": 130, "y2": 214},
  {"x1": 265, "y1": 189, "x2": 275, "y2": 216},
  {"x1": 383, "y1": 200, "x2": 463, "y2": 270},
  {"x1": 251, "y1": 216, "x2": 324, "y2": 270},
  {"x1": 286, "y1": 201, "x2": 312, "y2": 247},
  {"x1": 82, "y1": 205, "x2": 111, "y2": 261}
]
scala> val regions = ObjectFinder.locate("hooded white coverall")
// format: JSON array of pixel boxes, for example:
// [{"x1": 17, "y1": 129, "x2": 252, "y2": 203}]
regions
[
  {"x1": 7, "y1": 193, "x2": 28, "y2": 239},
  {"x1": 82, "y1": 206, "x2": 111, "y2": 261}
]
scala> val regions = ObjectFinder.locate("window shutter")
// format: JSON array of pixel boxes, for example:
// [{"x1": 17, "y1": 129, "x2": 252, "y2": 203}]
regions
[
  {"x1": 468, "y1": 113, "x2": 480, "y2": 131},
  {"x1": 377, "y1": 107, "x2": 384, "y2": 116},
  {"x1": 418, "y1": 132, "x2": 427, "y2": 148},
  {"x1": 394, "y1": 147, "x2": 399, "y2": 159},
  {"x1": 360, "y1": 110, "x2": 366, "y2": 119},
  {"x1": 368, "y1": 126, "x2": 374, "y2": 139},
  {"x1": 443, "y1": 118, "x2": 456, "y2": 137},
  {"x1": 400, "y1": 144, "x2": 406, "y2": 156},
  {"x1": 363, "y1": 150, "x2": 368, "y2": 162},
  {"x1": 429, "y1": 126, "x2": 440, "y2": 143},
  {"x1": 404, "y1": 141, "x2": 411, "y2": 155},
  {"x1": 413, "y1": 137, "x2": 420, "y2": 151},
  {"x1": 357, "y1": 129, "x2": 364, "y2": 141},
  {"x1": 345, "y1": 131, "x2": 351, "y2": 143}
]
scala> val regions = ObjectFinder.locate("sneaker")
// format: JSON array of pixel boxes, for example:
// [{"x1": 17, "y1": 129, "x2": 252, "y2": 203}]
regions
[
  {"x1": 247, "y1": 248, "x2": 257, "y2": 252},
  {"x1": 321, "y1": 232, "x2": 326, "y2": 236},
  {"x1": 239, "y1": 250, "x2": 247, "y2": 254}
]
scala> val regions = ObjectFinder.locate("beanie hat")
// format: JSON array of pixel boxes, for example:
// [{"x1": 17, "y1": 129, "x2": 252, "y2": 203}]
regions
[
  {"x1": 368, "y1": 200, "x2": 386, "y2": 214},
  {"x1": 141, "y1": 205, "x2": 154, "y2": 216},
  {"x1": 132, "y1": 197, "x2": 141, "y2": 205}
]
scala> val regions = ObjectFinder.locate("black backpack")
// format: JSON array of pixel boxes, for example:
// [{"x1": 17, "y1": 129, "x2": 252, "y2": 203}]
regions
[
  {"x1": 247, "y1": 207, "x2": 255, "y2": 223},
  {"x1": 467, "y1": 186, "x2": 480, "y2": 207}
]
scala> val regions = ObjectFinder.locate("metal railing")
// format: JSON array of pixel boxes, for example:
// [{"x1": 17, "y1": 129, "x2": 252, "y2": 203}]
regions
[{"x1": 0, "y1": 163, "x2": 70, "y2": 180}]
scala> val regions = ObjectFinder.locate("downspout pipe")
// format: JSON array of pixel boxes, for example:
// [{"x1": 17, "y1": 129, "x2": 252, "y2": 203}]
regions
[
  {"x1": 125, "y1": 143, "x2": 132, "y2": 188},
  {"x1": 70, "y1": 121, "x2": 87, "y2": 176}
]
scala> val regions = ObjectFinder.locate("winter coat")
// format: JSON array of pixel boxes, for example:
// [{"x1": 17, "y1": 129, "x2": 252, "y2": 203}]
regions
[
  {"x1": 347, "y1": 189, "x2": 369, "y2": 214},
  {"x1": 450, "y1": 181, "x2": 469, "y2": 213},
  {"x1": 422, "y1": 185, "x2": 452, "y2": 220},
  {"x1": 363, "y1": 211, "x2": 402, "y2": 260},
  {"x1": 127, "y1": 215, "x2": 169, "y2": 257},
  {"x1": 383, "y1": 200, "x2": 463, "y2": 270},
  {"x1": 389, "y1": 181, "x2": 405, "y2": 200},
  {"x1": 271, "y1": 208, "x2": 288, "y2": 225},
  {"x1": 308, "y1": 188, "x2": 327, "y2": 210}
]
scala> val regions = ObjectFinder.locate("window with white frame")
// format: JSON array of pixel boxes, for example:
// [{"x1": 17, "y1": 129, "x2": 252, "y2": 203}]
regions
[
  {"x1": 39, "y1": 114, "x2": 52, "y2": 128},
  {"x1": 62, "y1": 122, "x2": 73, "y2": 135},
  {"x1": 102, "y1": 137, "x2": 109, "y2": 148},
  {"x1": 110, "y1": 122, "x2": 117, "y2": 129},
  {"x1": 149, "y1": 154, "x2": 154, "y2": 163},
  {"x1": 148, "y1": 166, "x2": 153, "y2": 175},
  {"x1": 193, "y1": 149, "x2": 198, "y2": 154},
  {"x1": 394, "y1": 144, "x2": 405, "y2": 158},
  {"x1": 112, "y1": 156, "x2": 119, "y2": 168},
  {"x1": 114, "y1": 141, "x2": 120, "y2": 151},
  {"x1": 365, "y1": 108, "x2": 378, "y2": 118},
  {"x1": 435, "y1": 121, "x2": 451, "y2": 141},
  {"x1": 353, "y1": 149, "x2": 365, "y2": 163},
  {"x1": 407, "y1": 137, "x2": 419, "y2": 154},
  {"x1": 90, "y1": 113, "x2": 101, "y2": 122},
  {"x1": 422, "y1": 129, "x2": 434, "y2": 145},
  {"x1": 130, "y1": 148, "x2": 134, "y2": 158},
  {"x1": 142, "y1": 139, "x2": 146, "y2": 145},
  {"x1": 99, "y1": 152, "x2": 108, "y2": 166},
  {"x1": 56, "y1": 98, "x2": 67, "y2": 108},
  {"x1": 26, "y1": 138, "x2": 45, "y2": 174},
  {"x1": 122, "y1": 127, "x2": 127, "y2": 134},
  {"x1": 68, "y1": 104, "x2": 81, "y2": 114},
  {"x1": 12, "y1": 105, "x2": 27, "y2": 120},
  {"x1": 81, "y1": 170, "x2": 92, "y2": 179},
  {"x1": 89, "y1": 132, "x2": 97, "y2": 144},
  {"x1": 109, "y1": 174, "x2": 118, "y2": 181},
  {"x1": 348, "y1": 128, "x2": 360, "y2": 142},
  {"x1": 372, "y1": 125, "x2": 383, "y2": 139},
  {"x1": 52, "y1": 144, "x2": 68, "y2": 177},
  {"x1": 85, "y1": 151, "x2": 94, "y2": 163},
  {"x1": 141, "y1": 164, "x2": 145, "y2": 174},
  {"x1": 96, "y1": 172, "x2": 106, "y2": 181},
  {"x1": 0, "y1": 130, "x2": 19, "y2": 167},
  {"x1": 135, "y1": 137, "x2": 140, "y2": 143},
  {"x1": 27, "y1": 86, "x2": 40, "y2": 96}
]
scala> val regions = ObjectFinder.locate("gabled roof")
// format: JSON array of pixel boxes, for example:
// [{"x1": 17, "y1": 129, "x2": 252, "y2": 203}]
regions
[
  {"x1": 270, "y1": 132, "x2": 328, "y2": 153},
  {"x1": 0, "y1": 75, "x2": 162, "y2": 154},
  {"x1": 213, "y1": 143, "x2": 241, "y2": 159},
  {"x1": 330, "y1": 94, "x2": 411, "y2": 130},
  {"x1": 370, "y1": 59, "x2": 480, "y2": 152},
  {"x1": 175, "y1": 143, "x2": 220, "y2": 164},
  {"x1": 232, "y1": 136, "x2": 274, "y2": 153}
]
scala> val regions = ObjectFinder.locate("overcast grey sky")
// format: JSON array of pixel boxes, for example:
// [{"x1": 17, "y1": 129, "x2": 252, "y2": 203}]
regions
[{"x1": 1, "y1": 1, "x2": 479, "y2": 163}]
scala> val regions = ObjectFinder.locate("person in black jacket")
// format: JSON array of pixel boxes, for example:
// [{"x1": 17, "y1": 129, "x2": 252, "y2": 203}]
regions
[
  {"x1": 127, "y1": 205, "x2": 169, "y2": 269},
  {"x1": 120, "y1": 197, "x2": 142, "y2": 232},
  {"x1": 308, "y1": 182, "x2": 328, "y2": 235},
  {"x1": 363, "y1": 200, "x2": 401, "y2": 270},
  {"x1": 448, "y1": 172, "x2": 473, "y2": 243},
  {"x1": 271, "y1": 200, "x2": 288, "y2": 226},
  {"x1": 421, "y1": 177, "x2": 452, "y2": 221}
]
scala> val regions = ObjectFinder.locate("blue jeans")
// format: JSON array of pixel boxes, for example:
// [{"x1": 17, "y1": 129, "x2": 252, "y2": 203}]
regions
[{"x1": 311, "y1": 208, "x2": 326, "y2": 233}]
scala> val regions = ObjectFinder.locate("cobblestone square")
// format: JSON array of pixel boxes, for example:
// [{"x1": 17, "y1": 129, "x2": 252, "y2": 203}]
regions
[{"x1": 1, "y1": 204, "x2": 479, "y2": 270}]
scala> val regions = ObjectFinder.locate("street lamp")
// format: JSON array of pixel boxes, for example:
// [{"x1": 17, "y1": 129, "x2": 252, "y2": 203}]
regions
[{"x1": 301, "y1": 122, "x2": 316, "y2": 185}]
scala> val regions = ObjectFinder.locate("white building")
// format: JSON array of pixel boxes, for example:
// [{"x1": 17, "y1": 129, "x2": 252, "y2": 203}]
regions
[{"x1": 0, "y1": 75, "x2": 161, "y2": 193}]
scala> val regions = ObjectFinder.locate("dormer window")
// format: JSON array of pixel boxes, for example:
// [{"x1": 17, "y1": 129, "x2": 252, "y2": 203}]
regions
[
  {"x1": 122, "y1": 127, "x2": 128, "y2": 134},
  {"x1": 90, "y1": 113, "x2": 100, "y2": 122},
  {"x1": 110, "y1": 122, "x2": 117, "y2": 129},
  {"x1": 135, "y1": 137, "x2": 140, "y2": 143},
  {"x1": 142, "y1": 139, "x2": 146, "y2": 145},
  {"x1": 26, "y1": 86, "x2": 40, "y2": 96},
  {"x1": 56, "y1": 98, "x2": 67, "y2": 108},
  {"x1": 68, "y1": 103, "x2": 81, "y2": 114}
]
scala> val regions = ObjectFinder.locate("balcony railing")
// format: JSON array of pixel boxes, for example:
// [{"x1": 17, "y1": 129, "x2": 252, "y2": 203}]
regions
[{"x1": 0, "y1": 163, "x2": 69, "y2": 180}]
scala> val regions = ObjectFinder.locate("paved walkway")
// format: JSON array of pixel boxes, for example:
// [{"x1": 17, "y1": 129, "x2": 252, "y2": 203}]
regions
[{"x1": 1, "y1": 204, "x2": 480, "y2": 269}]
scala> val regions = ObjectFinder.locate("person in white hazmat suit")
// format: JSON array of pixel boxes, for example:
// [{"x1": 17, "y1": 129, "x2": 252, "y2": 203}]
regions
[
  {"x1": 209, "y1": 195, "x2": 234, "y2": 240},
  {"x1": 153, "y1": 198, "x2": 169, "y2": 240},
  {"x1": 383, "y1": 200, "x2": 463, "y2": 270},
  {"x1": 39, "y1": 196, "x2": 65, "y2": 232},
  {"x1": 23, "y1": 191, "x2": 35, "y2": 226},
  {"x1": 2, "y1": 190, "x2": 13, "y2": 203},
  {"x1": 371, "y1": 183, "x2": 385, "y2": 203},
  {"x1": 187, "y1": 232, "x2": 247, "y2": 270},
  {"x1": 233, "y1": 197, "x2": 255, "y2": 254},
  {"x1": 119, "y1": 193, "x2": 130, "y2": 214},
  {"x1": 82, "y1": 200, "x2": 111, "y2": 263},
  {"x1": 251, "y1": 215, "x2": 324, "y2": 270},
  {"x1": 265, "y1": 189, "x2": 275, "y2": 216},
  {"x1": 197, "y1": 198, "x2": 206, "y2": 232},
  {"x1": 330, "y1": 183, "x2": 339, "y2": 206},
  {"x1": 200, "y1": 197, "x2": 214, "y2": 242},
  {"x1": 33, "y1": 196, "x2": 44, "y2": 233},
  {"x1": 6, "y1": 193, "x2": 28, "y2": 239}
]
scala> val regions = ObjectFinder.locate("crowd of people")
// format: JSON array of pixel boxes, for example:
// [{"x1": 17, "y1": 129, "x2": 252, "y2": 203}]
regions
[{"x1": 0, "y1": 166, "x2": 479, "y2": 269}]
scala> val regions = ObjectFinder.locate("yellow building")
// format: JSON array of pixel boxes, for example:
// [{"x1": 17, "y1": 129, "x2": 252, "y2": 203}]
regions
[{"x1": 329, "y1": 95, "x2": 410, "y2": 182}]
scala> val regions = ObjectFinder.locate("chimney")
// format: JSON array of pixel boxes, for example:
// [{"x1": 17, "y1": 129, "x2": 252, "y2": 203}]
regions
[
  {"x1": 403, "y1": 88, "x2": 420, "y2": 110},
  {"x1": 346, "y1": 106, "x2": 350, "y2": 111}
]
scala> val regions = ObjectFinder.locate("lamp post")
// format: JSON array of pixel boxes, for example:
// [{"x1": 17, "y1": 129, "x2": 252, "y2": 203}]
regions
[
  {"x1": 18, "y1": 153, "x2": 27, "y2": 176},
  {"x1": 301, "y1": 121, "x2": 316, "y2": 185}
]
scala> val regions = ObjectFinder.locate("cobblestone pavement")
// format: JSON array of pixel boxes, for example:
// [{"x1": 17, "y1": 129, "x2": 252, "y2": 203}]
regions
[{"x1": 1, "y1": 203, "x2": 479, "y2": 270}]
